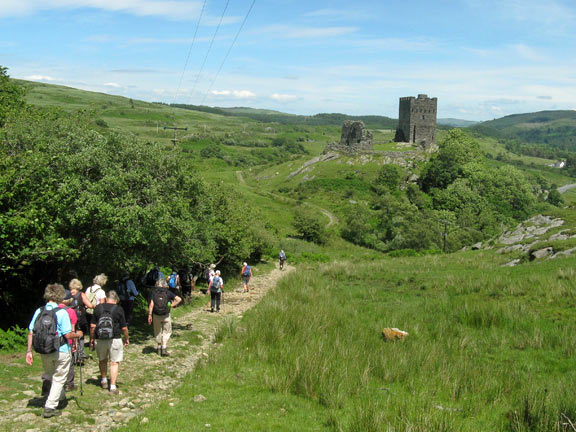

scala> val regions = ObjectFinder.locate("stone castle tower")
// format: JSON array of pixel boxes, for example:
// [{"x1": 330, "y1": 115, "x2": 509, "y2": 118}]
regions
[{"x1": 394, "y1": 94, "x2": 437, "y2": 149}]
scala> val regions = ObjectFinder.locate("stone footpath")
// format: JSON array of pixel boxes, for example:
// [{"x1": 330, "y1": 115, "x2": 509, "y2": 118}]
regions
[{"x1": 2, "y1": 263, "x2": 294, "y2": 432}]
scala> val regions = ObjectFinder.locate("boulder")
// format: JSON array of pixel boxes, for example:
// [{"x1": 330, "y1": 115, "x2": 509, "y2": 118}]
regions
[
  {"x1": 471, "y1": 242, "x2": 482, "y2": 250},
  {"x1": 382, "y1": 328, "x2": 409, "y2": 341},
  {"x1": 530, "y1": 247, "x2": 554, "y2": 261}
]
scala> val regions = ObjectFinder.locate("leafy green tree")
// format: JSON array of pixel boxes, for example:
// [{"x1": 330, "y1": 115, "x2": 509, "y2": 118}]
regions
[
  {"x1": 421, "y1": 129, "x2": 483, "y2": 191},
  {"x1": 0, "y1": 66, "x2": 26, "y2": 127},
  {"x1": 293, "y1": 209, "x2": 327, "y2": 244},
  {"x1": 373, "y1": 164, "x2": 405, "y2": 193},
  {"x1": 547, "y1": 188, "x2": 564, "y2": 207},
  {"x1": 0, "y1": 108, "x2": 259, "y2": 326}
]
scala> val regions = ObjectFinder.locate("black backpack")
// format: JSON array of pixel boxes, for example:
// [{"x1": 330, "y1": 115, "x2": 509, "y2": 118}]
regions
[
  {"x1": 203, "y1": 268, "x2": 211, "y2": 281},
  {"x1": 32, "y1": 307, "x2": 65, "y2": 354},
  {"x1": 178, "y1": 269, "x2": 190, "y2": 285},
  {"x1": 153, "y1": 289, "x2": 169, "y2": 315},
  {"x1": 146, "y1": 268, "x2": 159, "y2": 286},
  {"x1": 96, "y1": 305, "x2": 116, "y2": 340},
  {"x1": 71, "y1": 292, "x2": 86, "y2": 324}
]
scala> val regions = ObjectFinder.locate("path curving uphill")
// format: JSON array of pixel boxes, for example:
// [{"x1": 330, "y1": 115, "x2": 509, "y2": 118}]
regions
[{"x1": 1, "y1": 263, "x2": 294, "y2": 432}]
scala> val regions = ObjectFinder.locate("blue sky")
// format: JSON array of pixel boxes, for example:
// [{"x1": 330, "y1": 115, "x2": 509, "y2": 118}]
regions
[{"x1": 1, "y1": 0, "x2": 575, "y2": 120}]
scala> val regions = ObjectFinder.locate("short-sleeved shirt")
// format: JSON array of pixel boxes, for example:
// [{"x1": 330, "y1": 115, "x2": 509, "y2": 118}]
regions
[
  {"x1": 149, "y1": 288, "x2": 176, "y2": 314},
  {"x1": 92, "y1": 303, "x2": 127, "y2": 339},
  {"x1": 86, "y1": 284, "x2": 106, "y2": 306},
  {"x1": 28, "y1": 302, "x2": 72, "y2": 353}
]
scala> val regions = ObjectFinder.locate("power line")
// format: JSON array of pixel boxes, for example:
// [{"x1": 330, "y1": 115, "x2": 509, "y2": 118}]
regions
[
  {"x1": 200, "y1": 0, "x2": 256, "y2": 106},
  {"x1": 172, "y1": 0, "x2": 207, "y2": 113},
  {"x1": 189, "y1": 0, "x2": 231, "y2": 102}
]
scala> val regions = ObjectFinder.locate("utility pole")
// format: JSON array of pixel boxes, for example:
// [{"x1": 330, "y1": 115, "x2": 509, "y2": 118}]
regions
[{"x1": 163, "y1": 125, "x2": 188, "y2": 146}]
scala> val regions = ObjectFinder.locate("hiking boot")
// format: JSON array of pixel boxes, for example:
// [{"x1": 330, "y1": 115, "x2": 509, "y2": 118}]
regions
[
  {"x1": 157, "y1": 346, "x2": 162, "y2": 356},
  {"x1": 43, "y1": 408, "x2": 62, "y2": 418},
  {"x1": 161, "y1": 349, "x2": 170, "y2": 357},
  {"x1": 210, "y1": 308, "x2": 214, "y2": 313},
  {"x1": 109, "y1": 388, "x2": 120, "y2": 395},
  {"x1": 101, "y1": 381, "x2": 108, "y2": 390}
]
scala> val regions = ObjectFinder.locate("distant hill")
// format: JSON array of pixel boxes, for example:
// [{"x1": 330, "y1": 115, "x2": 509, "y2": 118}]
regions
[
  {"x1": 437, "y1": 118, "x2": 478, "y2": 128},
  {"x1": 169, "y1": 103, "x2": 397, "y2": 129},
  {"x1": 471, "y1": 110, "x2": 576, "y2": 158}
]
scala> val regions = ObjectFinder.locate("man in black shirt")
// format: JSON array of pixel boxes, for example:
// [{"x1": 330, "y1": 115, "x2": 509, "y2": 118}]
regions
[
  {"x1": 90, "y1": 291, "x2": 129, "y2": 394},
  {"x1": 148, "y1": 278, "x2": 181, "y2": 357}
]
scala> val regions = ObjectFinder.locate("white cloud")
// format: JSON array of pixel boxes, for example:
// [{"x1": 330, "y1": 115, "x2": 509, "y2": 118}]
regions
[
  {"x1": 210, "y1": 89, "x2": 255, "y2": 98},
  {"x1": 303, "y1": 8, "x2": 373, "y2": 21},
  {"x1": 510, "y1": 44, "x2": 546, "y2": 62},
  {"x1": 257, "y1": 25, "x2": 357, "y2": 39},
  {"x1": 349, "y1": 37, "x2": 438, "y2": 51},
  {"x1": 24, "y1": 75, "x2": 57, "y2": 81},
  {"x1": 270, "y1": 93, "x2": 298, "y2": 102},
  {"x1": 104, "y1": 82, "x2": 122, "y2": 88},
  {"x1": 0, "y1": 0, "x2": 205, "y2": 21}
]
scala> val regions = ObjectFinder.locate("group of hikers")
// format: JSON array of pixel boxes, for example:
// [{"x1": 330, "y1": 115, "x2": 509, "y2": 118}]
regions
[{"x1": 24, "y1": 252, "x2": 288, "y2": 419}]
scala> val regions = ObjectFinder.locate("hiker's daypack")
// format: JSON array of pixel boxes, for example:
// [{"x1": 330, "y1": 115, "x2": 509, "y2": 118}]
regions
[
  {"x1": 280, "y1": 251, "x2": 286, "y2": 260},
  {"x1": 168, "y1": 272, "x2": 178, "y2": 289},
  {"x1": 242, "y1": 265, "x2": 251, "y2": 277},
  {"x1": 203, "y1": 267, "x2": 211, "y2": 281},
  {"x1": 210, "y1": 276, "x2": 222, "y2": 292},
  {"x1": 117, "y1": 281, "x2": 127, "y2": 301},
  {"x1": 145, "y1": 268, "x2": 159, "y2": 286},
  {"x1": 85, "y1": 286, "x2": 102, "y2": 315},
  {"x1": 153, "y1": 289, "x2": 169, "y2": 315},
  {"x1": 71, "y1": 292, "x2": 86, "y2": 325},
  {"x1": 32, "y1": 307, "x2": 66, "y2": 354},
  {"x1": 96, "y1": 305, "x2": 116, "y2": 340},
  {"x1": 178, "y1": 269, "x2": 190, "y2": 285}
]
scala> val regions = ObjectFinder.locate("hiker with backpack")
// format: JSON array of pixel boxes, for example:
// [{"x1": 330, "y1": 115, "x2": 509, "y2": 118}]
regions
[
  {"x1": 89, "y1": 290, "x2": 129, "y2": 394},
  {"x1": 178, "y1": 267, "x2": 193, "y2": 300},
  {"x1": 241, "y1": 262, "x2": 252, "y2": 293},
  {"x1": 69, "y1": 278, "x2": 93, "y2": 365},
  {"x1": 144, "y1": 266, "x2": 164, "y2": 290},
  {"x1": 85, "y1": 273, "x2": 107, "y2": 327},
  {"x1": 209, "y1": 270, "x2": 224, "y2": 313},
  {"x1": 279, "y1": 250, "x2": 287, "y2": 270},
  {"x1": 148, "y1": 278, "x2": 182, "y2": 356},
  {"x1": 117, "y1": 274, "x2": 139, "y2": 328},
  {"x1": 167, "y1": 268, "x2": 181, "y2": 296},
  {"x1": 202, "y1": 264, "x2": 216, "y2": 295},
  {"x1": 26, "y1": 283, "x2": 84, "y2": 418}
]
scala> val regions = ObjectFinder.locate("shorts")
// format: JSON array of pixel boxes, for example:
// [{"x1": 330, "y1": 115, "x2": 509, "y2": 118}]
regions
[
  {"x1": 95, "y1": 338, "x2": 124, "y2": 363},
  {"x1": 242, "y1": 275, "x2": 250, "y2": 285}
]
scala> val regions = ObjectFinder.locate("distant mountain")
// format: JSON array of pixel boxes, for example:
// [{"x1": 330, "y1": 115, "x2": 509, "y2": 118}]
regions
[{"x1": 437, "y1": 118, "x2": 479, "y2": 128}]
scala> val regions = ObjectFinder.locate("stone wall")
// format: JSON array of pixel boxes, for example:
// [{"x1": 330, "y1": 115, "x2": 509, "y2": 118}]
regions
[
  {"x1": 324, "y1": 120, "x2": 373, "y2": 154},
  {"x1": 394, "y1": 94, "x2": 437, "y2": 151}
]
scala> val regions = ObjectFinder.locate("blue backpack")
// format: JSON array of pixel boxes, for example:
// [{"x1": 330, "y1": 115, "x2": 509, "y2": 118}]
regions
[
  {"x1": 243, "y1": 265, "x2": 251, "y2": 277},
  {"x1": 168, "y1": 273, "x2": 178, "y2": 289}
]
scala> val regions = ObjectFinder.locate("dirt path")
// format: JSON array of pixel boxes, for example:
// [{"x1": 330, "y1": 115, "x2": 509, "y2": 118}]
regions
[
  {"x1": 1, "y1": 264, "x2": 294, "y2": 432},
  {"x1": 559, "y1": 183, "x2": 576, "y2": 194}
]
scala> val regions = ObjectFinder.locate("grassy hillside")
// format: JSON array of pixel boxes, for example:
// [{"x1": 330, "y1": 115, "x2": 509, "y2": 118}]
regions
[
  {"x1": 124, "y1": 208, "x2": 576, "y2": 432},
  {"x1": 471, "y1": 111, "x2": 576, "y2": 160}
]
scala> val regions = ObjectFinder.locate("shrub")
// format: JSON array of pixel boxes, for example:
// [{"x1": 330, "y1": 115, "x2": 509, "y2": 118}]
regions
[
  {"x1": 0, "y1": 326, "x2": 27, "y2": 352},
  {"x1": 293, "y1": 210, "x2": 327, "y2": 245}
]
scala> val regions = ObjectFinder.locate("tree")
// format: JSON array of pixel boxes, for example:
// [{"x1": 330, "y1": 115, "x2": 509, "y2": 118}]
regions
[
  {"x1": 293, "y1": 209, "x2": 327, "y2": 244},
  {"x1": 373, "y1": 164, "x2": 405, "y2": 193},
  {"x1": 547, "y1": 188, "x2": 564, "y2": 207},
  {"x1": 421, "y1": 129, "x2": 483, "y2": 191},
  {"x1": 0, "y1": 66, "x2": 26, "y2": 127}
]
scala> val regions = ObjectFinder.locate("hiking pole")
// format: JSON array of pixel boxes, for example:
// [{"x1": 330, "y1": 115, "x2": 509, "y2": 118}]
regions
[{"x1": 77, "y1": 349, "x2": 84, "y2": 396}]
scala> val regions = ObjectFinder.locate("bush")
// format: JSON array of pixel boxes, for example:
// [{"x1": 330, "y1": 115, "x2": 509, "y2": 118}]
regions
[
  {"x1": 293, "y1": 210, "x2": 327, "y2": 245},
  {"x1": 0, "y1": 326, "x2": 27, "y2": 352}
]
